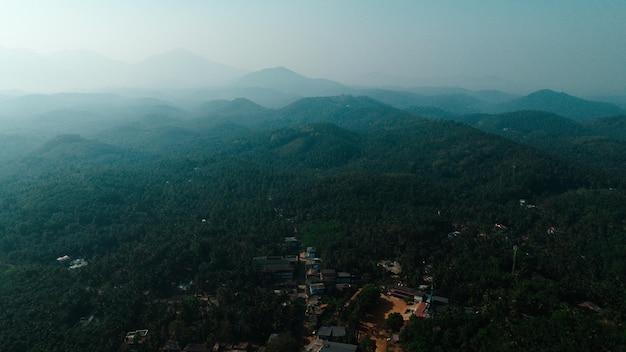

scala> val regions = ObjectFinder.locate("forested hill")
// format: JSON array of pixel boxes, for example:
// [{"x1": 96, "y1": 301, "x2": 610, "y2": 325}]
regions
[
  {"x1": 399, "y1": 89, "x2": 625, "y2": 120},
  {"x1": 193, "y1": 98, "x2": 272, "y2": 127},
  {"x1": 583, "y1": 115, "x2": 626, "y2": 141},
  {"x1": 269, "y1": 95, "x2": 416, "y2": 130},
  {"x1": 0, "y1": 95, "x2": 624, "y2": 350},
  {"x1": 451, "y1": 110, "x2": 626, "y2": 177},
  {"x1": 490, "y1": 89, "x2": 625, "y2": 121}
]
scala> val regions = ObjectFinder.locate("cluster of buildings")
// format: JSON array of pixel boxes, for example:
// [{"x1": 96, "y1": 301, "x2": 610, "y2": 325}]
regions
[
  {"x1": 301, "y1": 247, "x2": 362, "y2": 351},
  {"x1": 303, "y1": 247, "x2": 363, "y2": 296},
  {"x1": 253, "y1": 242, "x2": 362, "y2": 351},
  {"x1": 388, "y1": 285, "x2": 449, "y2": 319},
  {"x1": 252, "y1": 245, "x2": 365, "y2": 295},
  {"x1": 304, "y1": 325, "x2": 358, "y2": 352}
]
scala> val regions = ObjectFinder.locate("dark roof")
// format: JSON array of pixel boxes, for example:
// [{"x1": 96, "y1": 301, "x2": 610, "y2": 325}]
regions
[
  {"x1": 317, "y1": 326, "x2": 346, "y2": 338},
  {"x1": 317, "y1": 326, "x2": 332, "y2": 337},
  {"x1": 321, "y1": 341, "x2": 357, "y2": 352},
  {"x1": 389, "y1": 286, "x2": 423, "y2": 296},
  {"x1": 305, "y1": 339, "x2": 357, "y2": 352},
  {"x1": 261, "y1": 264, "x2": 295, "y2": 273}
]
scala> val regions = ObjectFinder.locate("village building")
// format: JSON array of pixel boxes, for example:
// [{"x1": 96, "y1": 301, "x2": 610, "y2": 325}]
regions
[
  {"x1": 304, "y1": 339, "x2": 357, "y2": 352},
  {"x1": 253, "y1": 255, "x2": 298, "y2": 286},
  {"x1": 316, "y1": 326, "x2": 346, "y2": 341},
  {"x1": 124, "y1": 329, "x2": 148, "y2": 345}
]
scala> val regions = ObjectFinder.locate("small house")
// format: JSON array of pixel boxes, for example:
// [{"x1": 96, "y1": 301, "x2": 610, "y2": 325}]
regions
[{"x1": 309, "y1": 283, "x2": 325, "y2": 296}]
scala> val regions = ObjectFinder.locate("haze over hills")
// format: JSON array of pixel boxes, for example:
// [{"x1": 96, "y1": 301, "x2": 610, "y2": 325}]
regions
[
  {"x1": 235, "y1": 67, "x2": 352, "y2": 97},
  {"x1": 2, "y1": 87, "x2": 626, "y2": 350},
  {"x1": 2, "y1": 47, "x2": 625, "y2": 114},
  {"x1": 0, "y1": 47, "x2": 247, "y2": 92},
  {"x1": 3, "y1": 1, "x2": 626, "y2": 349},
  {"x1": 1, "y1": 47, "x2": 626, "y2": 175}
]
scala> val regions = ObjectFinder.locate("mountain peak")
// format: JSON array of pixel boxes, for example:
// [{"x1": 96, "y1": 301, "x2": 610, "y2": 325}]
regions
[
  {"x1": 129, "y1": 49, "x2": 247, "y2": 87},
  {"x1": 236, "y1": 67, "x2": 351, "y2": 97},
  {"x1": 263, "y1": 66, "x2": 299, "y2": 74},
  {"x1": 496, "y1": 89, "x2": 626, "y2": 121},
  {"x1": 527, "y1": 89, "x2": 571, "y2": 99},
  {"x1": 238, "y1": 66, "x2": 306, "y2": 83}
]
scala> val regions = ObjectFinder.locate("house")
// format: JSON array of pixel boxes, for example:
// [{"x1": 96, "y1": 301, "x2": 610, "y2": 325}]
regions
[
  {"x1": 69, "y1": 258, "x2": 88, "y2": 269},
  {"x1": 320, "y1": 269, "x2": 336, "y2": 285},
  {"x1": 305, "y1": 257, "x2": 322, "y2": 270},
  {"x1": 56, "y1": 255, "x2": 70, "y2": 262},
  {"x1": 125, "y1": 329, "x2": 148, "y2": 344},
  {"x1": 389, "y1": 286, "x2": 424, "y2": 301},
  {"x1": 494, "y1": 223, "x2": 508, "y2": 231},
  {"x1": 335, "y1": 272, "x2": 351, "y2": 284},
  {"x1": 351, "y1": 271, "x2": 365, "y2": 285},
  {"x1": 304, "y1": 339, "x2": 357, "y2": 352},
  {"x1": 307, "y1": 268, "x2": 321, "y2": 283},
  {"x1": 414, "y1": 301, "x2": 428, "y2": 318},
  {"x1": 309, "y1": 283, "x2": 325, "y2": 296},
  {"x1": 306, "y1": 247, "x2": 317, "y2": 258},
  {"x1": 430, "y1": 296, "x2": 449, "y2": 304},
  {"x1": 253, "y1": 255, "x2": 298, "y2": 285},
  {"x1": 447, "y1": 231, "x2": 461, "y2": 239},
  {"x1": 284, "y1": 236, "x2": 298, "y2": 245},
  {"x1": 78, "y1": 314, "x2": 96, "y2": 326},
  {"x1": 317, "y1": 326, "x2": 346, "y2": 340}
]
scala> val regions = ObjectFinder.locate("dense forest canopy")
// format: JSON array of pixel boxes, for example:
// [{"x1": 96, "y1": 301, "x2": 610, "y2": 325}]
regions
[{"x1": 0, "y1": 94, "x2": 625, "y2": 351}]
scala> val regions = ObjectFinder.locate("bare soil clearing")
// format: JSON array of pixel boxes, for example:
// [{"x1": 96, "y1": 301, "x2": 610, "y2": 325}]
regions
[{"x1": 361, "y1": 294, "x2": 413, "y2": 352}]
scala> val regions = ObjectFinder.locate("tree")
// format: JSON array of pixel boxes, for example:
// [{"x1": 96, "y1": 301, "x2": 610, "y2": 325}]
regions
[
  {"x1": 359, "y1": 337, "x2": 377, "y2": 352},
  {"x1": 385, "y1": 312, "x2": 404, "y2": 333},
  {"x1": 357, "y1": 284, "x2": 380, "y2": 311},
  {"x1": 266, "y1": 332, "x2": 298, "y2": 352}
]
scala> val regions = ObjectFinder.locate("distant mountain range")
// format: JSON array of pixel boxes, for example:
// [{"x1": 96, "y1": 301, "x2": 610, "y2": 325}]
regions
[
  {"x1": 209, "y1": 68, "x2": 626, "y2": 119},
  {"x1": 0, "y1": 47, "x2": 247, "y2": 91},
  {"x1": 1, "y1": 47, "x2": 625, "y2": 121},
  {"x1": 2, "y1": 86, "x2": 626, "y2": 180}
]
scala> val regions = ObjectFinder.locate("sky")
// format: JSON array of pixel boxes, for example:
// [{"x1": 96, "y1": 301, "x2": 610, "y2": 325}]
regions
[{"x1": 1, "y1": 0, "x2": 625, "y2": 95}]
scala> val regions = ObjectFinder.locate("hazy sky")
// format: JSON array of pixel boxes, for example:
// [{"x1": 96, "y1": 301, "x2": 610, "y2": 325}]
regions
[{"x1": 1, "y1": 0, "x2": 625, "y2": 94}]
